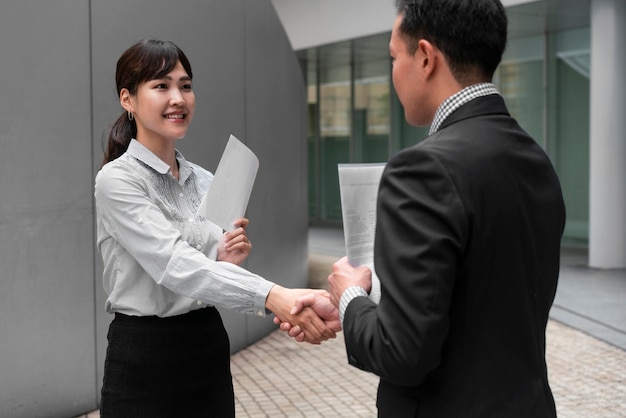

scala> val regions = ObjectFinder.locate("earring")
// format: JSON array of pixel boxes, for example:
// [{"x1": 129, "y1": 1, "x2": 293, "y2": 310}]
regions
[{"x1": 128, "y1": 111, "x2": 134, "y2": 121}]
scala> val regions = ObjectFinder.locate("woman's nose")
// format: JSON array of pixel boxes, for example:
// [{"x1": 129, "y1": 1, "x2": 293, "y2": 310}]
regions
[{"x1": 170, "y1": 89, "x2": 185, "y2": 106}]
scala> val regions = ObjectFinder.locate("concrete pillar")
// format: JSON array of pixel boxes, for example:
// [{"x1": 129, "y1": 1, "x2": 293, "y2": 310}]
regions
[{"x1": 589, "y1": 0, "x2": 626, "y2": 268}]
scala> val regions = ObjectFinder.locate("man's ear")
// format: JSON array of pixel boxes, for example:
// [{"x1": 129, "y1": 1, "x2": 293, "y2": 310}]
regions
[
  {"x1": 120, "y1": 88, "x2": 133, "y2": 113},
  {"x1": 417, "y1": 39, "x2": 438, "y2": 79}
]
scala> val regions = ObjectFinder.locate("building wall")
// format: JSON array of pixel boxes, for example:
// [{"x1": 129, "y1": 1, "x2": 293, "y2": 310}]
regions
[{"x1": 0, "y1": 1, "x2": 306, "y2": 417}]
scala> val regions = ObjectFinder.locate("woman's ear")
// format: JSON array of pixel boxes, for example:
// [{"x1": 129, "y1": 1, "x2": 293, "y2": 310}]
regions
[{"x1": 120, "y1": 88, "x2": 133, "y2": 113}]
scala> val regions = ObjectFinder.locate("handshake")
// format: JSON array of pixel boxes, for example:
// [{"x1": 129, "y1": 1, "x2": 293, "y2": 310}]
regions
[{"x1": 267, "y1": 257, "x2": 372, "y2": 345}]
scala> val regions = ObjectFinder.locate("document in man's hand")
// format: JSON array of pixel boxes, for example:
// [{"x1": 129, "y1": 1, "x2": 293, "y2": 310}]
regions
[
  {"x1": 197, "y1": 135, "x2": 259, "y2": 231},
  {"x1": 338, "y1": 163, "x2": 385, "y2": 303}
]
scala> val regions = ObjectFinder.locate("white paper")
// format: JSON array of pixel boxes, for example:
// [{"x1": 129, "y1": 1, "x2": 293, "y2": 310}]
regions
[
  {"x1": 197, "y1": 135, "x2": 259, "y2": 231},
  {"x1": 338, "y1": 163, "x2": 385, "y2": 303}
]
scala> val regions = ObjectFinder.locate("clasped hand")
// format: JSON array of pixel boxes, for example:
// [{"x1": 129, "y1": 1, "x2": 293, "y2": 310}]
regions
[
  {"x1": 267, "y1": 286, "x2": 341, "y2": 344},
  {"x1": 217, "y1": 219, "x2": 341, "y2": 344},
  {"x1": 272, "y1": 257, "x2": 372, "y2": 344}
]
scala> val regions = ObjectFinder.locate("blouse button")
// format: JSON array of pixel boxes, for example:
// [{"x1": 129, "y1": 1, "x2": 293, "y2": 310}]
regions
[
  {"x1": 196, "y1": 244, "x2": 202, "y2": 251},
  {"x1": 179, "y1": 192, "x2": 184, "y2": 198},
  {"x1": 188, "y1": 218, "x2": 194, "y2": 223},
  {"x1": 197, "y1": 301, "x2": 202, "y2": 306}
]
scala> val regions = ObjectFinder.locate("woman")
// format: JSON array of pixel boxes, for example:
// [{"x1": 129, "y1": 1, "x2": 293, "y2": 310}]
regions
[{"x1": 95, "y1": 39, "x2": 338, "y2": 417}]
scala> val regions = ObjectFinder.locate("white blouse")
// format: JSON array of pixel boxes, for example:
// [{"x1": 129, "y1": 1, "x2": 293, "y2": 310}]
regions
[{"x1": 95, "y1": 139, "x2": 273, "y2": 318}]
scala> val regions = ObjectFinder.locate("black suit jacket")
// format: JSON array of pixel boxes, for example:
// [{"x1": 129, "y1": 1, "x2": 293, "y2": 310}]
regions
[{"x1": 343, "y1": 95, "x2": 565, "y2": 417}]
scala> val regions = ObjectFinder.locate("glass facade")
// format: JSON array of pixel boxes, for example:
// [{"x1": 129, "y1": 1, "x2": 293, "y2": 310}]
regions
[
  {"x1": 301, "y1": 34, "x2": 429, "y2": 223},
  {"x1": 299, "y1": 11, "x2": 590, "y2": 244}
]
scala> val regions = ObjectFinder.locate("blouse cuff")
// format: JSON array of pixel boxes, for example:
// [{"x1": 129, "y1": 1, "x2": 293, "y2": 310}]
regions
[{"x1": 254, "y1": 280, "x2": 276, "y2": 318}]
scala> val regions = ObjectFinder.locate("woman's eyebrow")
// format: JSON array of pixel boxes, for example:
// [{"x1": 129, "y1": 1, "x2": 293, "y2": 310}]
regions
[{"x1": 157, "y1": 75, "x2": 192, "y2": 81}]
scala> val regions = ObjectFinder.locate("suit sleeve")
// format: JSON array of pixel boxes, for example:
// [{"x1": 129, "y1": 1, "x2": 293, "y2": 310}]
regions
[{"x1": 342, "y1": 146, "x2": 468, "y2": 387}]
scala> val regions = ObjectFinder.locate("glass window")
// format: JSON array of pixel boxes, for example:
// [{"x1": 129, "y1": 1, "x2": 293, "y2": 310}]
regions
[
  {"x1": 318, "y1": 41, "x2": 352, "y2": 221},
  {"x1": 498, "y1": 35, "x2": 545, "y2": 145},
  {"x1": 353, "y1": 34, "x2": 392, "y2": 163},
  {"x1": 553, "y1": 28, "x2": 590, "y2": 243},
  {"x1": 304, "y1": 49, "x2": 319, "y2": 219},
  {"x1": 300, "y1": 5, "x2": 591, "y2": 239}
]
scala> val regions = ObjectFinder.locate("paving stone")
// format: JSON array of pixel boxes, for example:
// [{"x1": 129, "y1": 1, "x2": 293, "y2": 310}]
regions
[{"x1": 231, "y1": 321, "x2": 625, "y2": 417}]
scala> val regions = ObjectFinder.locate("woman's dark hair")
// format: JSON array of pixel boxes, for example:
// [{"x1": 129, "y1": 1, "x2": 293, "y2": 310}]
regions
[
  {"x1": 394, "y1": 0, "x2": 507, "y2": 84},
  {"x1": 101, "y1": 39, "x2": 193, "y2": 166}
]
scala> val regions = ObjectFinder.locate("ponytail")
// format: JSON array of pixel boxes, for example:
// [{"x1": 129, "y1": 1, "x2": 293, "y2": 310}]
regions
[{"x1": 101, "y1": 111, "x2": 136, "y2": 167}]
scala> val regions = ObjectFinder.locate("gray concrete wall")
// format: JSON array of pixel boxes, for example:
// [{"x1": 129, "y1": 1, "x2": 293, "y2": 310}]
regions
[{"x1": 0, "y1": 1, "x2": 307, "y2": 417}]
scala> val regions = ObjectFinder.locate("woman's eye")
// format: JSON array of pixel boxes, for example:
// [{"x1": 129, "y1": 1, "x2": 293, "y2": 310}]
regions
[
  {"x1": 155, "y1": 83, "x2": 167, "y2": 89},
  {"x1": 183, "y1": 83, "x2": 193, "y2": 90}
]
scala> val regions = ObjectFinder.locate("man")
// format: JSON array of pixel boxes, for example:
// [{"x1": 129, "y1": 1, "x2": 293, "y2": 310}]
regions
[{"x1": 289, "y1": 0, "x2": 565, "y2": 416}]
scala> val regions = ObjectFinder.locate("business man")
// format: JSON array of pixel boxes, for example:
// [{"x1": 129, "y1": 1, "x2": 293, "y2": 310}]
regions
[{"x1": 290, "y1": 1, "x2": 566, "y2": 417}]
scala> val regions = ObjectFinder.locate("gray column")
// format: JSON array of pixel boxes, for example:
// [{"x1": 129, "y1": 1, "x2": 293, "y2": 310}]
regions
[{"x1": 589, "y1": 0, "x2": 626, "y2": 268}]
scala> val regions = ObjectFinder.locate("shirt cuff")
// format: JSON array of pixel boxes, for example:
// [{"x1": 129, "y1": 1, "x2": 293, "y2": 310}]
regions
[
  {"x1": 339, "y1": 286, "x2": 369, "y2": 325},
  {"x1": 255, "y1": 281, "x2": 275, "y2": 318}
]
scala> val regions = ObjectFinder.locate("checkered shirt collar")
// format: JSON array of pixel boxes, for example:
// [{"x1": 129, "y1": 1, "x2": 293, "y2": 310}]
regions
[{"x1": 429, "y1": 83, "x2": 500, "y2": 135}]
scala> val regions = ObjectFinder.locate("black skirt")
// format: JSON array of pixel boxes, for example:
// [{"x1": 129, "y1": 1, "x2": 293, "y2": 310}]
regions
[{"x1": 100, "y1": 307, "x2": 234, "y2": 418}]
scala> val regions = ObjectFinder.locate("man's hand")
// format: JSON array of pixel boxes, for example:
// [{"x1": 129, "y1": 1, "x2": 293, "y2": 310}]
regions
[
  {"x1": 274, "y1": 291, "x2": 341, "y2": 342},
  {"x1": 217, "y1": 218, "x2": 251, "y2": 265},
  {"x1": 328, "y1": 256, "x2": 372, "y2": 307},
  {"x1": 274, "y1": 257, "x2": 372, "y2": 343},
  {"x1": 265, "y1": 286, "x2": 340, "y2": 344}
]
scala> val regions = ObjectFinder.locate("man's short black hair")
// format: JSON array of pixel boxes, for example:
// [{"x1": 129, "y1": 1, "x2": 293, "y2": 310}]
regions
[{"x1": 394, "y1": 0, "x2": 507, "y2": 83}]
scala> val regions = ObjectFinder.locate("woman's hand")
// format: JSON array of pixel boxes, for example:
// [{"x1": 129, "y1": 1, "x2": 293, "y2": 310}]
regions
[
  {"x1": 265, "y1": 286, "x2": 340, "y2": 344},
  {"x1": 217, "y1": 217, "x2": 252, "y2": 265},
  {"x1": 274, "y1": 291, "x2": 341, "y2": 343}
]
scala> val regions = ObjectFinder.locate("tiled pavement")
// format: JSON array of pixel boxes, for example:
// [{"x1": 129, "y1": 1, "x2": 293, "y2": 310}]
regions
[
  {"x1": 77, "y1": 321, "x2": 626, "y2": 417},
  {"x1": 76, "y1": 226, "x2": 626, "y2": 417},
  {"x1": 229, "y1": 319, "x2": 626, "y2": 418}
]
